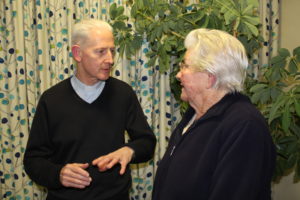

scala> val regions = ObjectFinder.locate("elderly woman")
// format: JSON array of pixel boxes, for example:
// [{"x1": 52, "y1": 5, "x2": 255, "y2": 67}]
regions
[{"x1": 152, "y1": 29, "x2": 276, "y2": 200}]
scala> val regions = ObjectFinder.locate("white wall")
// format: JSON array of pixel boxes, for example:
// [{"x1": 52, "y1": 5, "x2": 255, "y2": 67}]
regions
[
  {"x1": 272, "y1": 0, "x2": 300, "y2": 200},
  {"x1": 279, "y1": 0, "x2": 300, "y2": 50}
]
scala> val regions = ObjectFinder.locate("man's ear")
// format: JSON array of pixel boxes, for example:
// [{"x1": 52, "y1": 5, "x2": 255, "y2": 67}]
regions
[{"x1": 72, "y1": 45, "x2": 82, "y2": 62}]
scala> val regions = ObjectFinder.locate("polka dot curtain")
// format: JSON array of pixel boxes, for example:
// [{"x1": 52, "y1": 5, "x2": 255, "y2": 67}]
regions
[
  {"x1": 0, "y1": 0, "x2": 180, "y2": 199},
  {"x1": 259, "y1": 0, "x2": 280, "y2": 66},
  {"x1": 0, "y1": 0, "x2": 279, "y2": 200}
]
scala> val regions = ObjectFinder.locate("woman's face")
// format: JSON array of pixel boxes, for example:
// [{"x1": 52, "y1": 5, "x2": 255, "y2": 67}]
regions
[{"x1": 176, "y1": 50, "x2": 211, "y2": 103}]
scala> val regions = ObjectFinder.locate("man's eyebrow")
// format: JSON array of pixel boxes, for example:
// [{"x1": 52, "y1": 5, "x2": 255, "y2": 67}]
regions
[{"x1": 95, "y1": 47, "x2": 115, "y2": 50}]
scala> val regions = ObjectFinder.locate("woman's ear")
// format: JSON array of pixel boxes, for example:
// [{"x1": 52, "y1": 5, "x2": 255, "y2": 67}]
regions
[
  {"x1": 207, "y1": 73, "x2": 216, "y2": 89},
  {"x1": 72, "y1": 45, "x2": 81, "y2": 62}
]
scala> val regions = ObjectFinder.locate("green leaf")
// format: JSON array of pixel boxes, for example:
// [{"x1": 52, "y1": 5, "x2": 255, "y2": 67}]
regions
[
  {"x1": 288, "y1": 59, "x2": 298, "y2": 74},
  {"x1": 131, "y1": 4, "x2": 137, "y2": 18},
  {"x1": 294, "y1": 99, "x2": 300, "y2": 117},
  {"x1": 109, "y1": 3, "x2": 117, "y2": 20},
  {"x1": 270, "y1": 87, "x2": 282, "y2": 100},
  {"x1": 112, "y1": 21, "x2": 127, "y2": 30},
  {"x1": 282, "y1": 103, "x2": 291, "y2": 133},
  {"x1": 278, "y1": 136, "x2": 297, "y2": 144},
  {"x1": 270, "y1": 55, "x2": 285, "y2": 65},
  {"x1": 200, "y1": 15, "x2": 210, "y2": 28},
  {"x1": 116, "y1": 6, "x2": 125, "y2": 17},
  {"x1": 296, "y1": 55, "x2": 300, "y2": 63},
  {"x1": 118, "y1": 43, "x2": 125, "y2": 58},
  {"x1": 286, "y1": 142, "x2": 299, "y2": 155},
  {"x1": 243, "y1": 21, "x2": 259, "y2": 36},
  {"x1": 286, "y1": 154, "x2": 297, "y2": 169},
  {"x1": 156, "y1": 26, "x2": 163, "y2": 39},
  {"x1": 242, "y1": 5, "x2": 254, "y2": 15},
  {"x1": 261, "y1": 88, "x2": 271, "y2": 103},
  {"x1": 278, "y1": 48, "x2": 290, "y2": 58},
  {"x1": 131, "y1": 34, "x2": 143, "y2": 50},
  {"x1": 247, "y1": 0, "x2": 259, "y2": 7},
  {"x1": 162, "y1": 23, "x2": 169, "y2": 33},
  {"x1": 147, "y1": 57, "x2": 157, "y2": 67},
  {"x1": 293, "y1": 46, "x2": 300, "y2": 56},
  {"x1": 250, "y1": 89, "x2": 265, "y2": 104},
  {"x1": 268, "y1": 95, "x2": 287, "y2": 124},
  {"x1": 290, "y1": 123, "x2": 300, "y2": 139},
  {"x1": 249, "y1": 83, "x2": 267, "y2": 93},
  {"x1": 270, "y1": 56, "x2": 286, "y2": 69},
  {"x1": 224, "y1": 11, "x2": 236, "y2": 25},
  {"x1": 242, "y1": 15, "x2": 260, "y2": 25},
  {"x1": 117, "y1": 15, "x2": 129, "y2": 21}
]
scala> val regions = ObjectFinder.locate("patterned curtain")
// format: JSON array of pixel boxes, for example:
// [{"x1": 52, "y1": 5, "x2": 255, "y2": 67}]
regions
[
  {"x1": 0, "y1": 0, "x2": 179, "y2": 199},
  {"x1": 259, "y1": 0, "x2": 280, "y2": 67},
  {"x1": 0, "y1": 0, "x2": 279, "y2": 200}
]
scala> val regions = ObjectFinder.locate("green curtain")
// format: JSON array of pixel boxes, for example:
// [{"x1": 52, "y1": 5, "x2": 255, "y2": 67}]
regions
[{"x1": 0, "y1": 0, "x2": 279, "y2": 200}]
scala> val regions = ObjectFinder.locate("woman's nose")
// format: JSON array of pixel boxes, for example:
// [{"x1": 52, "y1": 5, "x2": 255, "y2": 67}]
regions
[{"x1": 176, "y1": 71, "x2": 181, "y2": 81}]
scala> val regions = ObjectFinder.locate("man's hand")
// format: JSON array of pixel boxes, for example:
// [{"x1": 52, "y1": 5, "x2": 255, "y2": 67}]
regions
[
  {"x1": 60, "y1": 163, "x2": 92, "y2": 189},
  {"x1": 92, "y1": 147, "x2": 134, "y2": 175}
]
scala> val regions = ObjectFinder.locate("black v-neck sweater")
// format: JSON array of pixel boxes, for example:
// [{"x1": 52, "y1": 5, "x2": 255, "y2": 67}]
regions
[{"x1": 24, "y1": 77, "x2": 156, "y2": 200}]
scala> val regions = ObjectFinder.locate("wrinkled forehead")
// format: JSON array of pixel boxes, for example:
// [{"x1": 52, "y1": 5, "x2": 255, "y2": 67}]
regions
[{"x1": 83, "y1": 29, "x2": 114, "y2": 48}]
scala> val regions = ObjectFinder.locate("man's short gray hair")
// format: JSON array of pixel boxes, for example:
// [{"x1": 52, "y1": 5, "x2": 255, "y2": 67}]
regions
[{"x1": 71, "y1": 19, "x2": 113, "y2": 46}]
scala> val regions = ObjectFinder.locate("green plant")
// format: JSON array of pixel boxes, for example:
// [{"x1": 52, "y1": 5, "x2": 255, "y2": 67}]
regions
[
  {"x1": 109, "y1": 0, "x2": 262, "y2": 103},
  {"x1": 108, "y1": 0, "x2": 300, "y2": 182},
  {"x1": 247, "y1": 47, "x2": 300, "y2": 182}
]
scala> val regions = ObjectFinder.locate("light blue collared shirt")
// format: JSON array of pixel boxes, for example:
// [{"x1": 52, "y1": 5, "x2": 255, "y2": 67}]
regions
[{"x1": 70, "y1": 75, "x2": 105, "y2": 104}]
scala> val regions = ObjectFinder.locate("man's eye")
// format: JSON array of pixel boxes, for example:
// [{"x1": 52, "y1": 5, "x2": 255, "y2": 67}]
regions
[{"x1": 97, "y1": 50, "x2": 105, "y2": 54}]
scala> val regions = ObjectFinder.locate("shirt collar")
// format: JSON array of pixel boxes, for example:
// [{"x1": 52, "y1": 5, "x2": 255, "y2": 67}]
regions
[{"x1": 70, "y1": 75, "x2": 105, "y2": 103}]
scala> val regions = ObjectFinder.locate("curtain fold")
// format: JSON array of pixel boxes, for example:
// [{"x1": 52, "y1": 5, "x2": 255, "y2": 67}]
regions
[
  {"x1": 259, "y1": 0, "x2": 280, "y2": 67},
  {"x1": 0, "y1": 0, "x2": 279, "y2": 199}
]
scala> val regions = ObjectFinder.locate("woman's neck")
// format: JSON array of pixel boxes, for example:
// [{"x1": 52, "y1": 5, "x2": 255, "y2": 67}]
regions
[{"x1": 190, "y1": 90, "x2": 227, "y2": 120}]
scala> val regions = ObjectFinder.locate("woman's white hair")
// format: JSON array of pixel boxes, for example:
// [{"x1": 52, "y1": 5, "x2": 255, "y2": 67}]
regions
[
  {"x1": 71, "y1": 19, "x2": 113, "y2": 46},
  {"x1": 184, "y1": 28, "x2": 248, "y2": 93}
]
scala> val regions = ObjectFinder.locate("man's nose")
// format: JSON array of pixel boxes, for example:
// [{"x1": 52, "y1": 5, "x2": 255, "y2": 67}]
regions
[{"x1": 105, "y1": 49, "x2": 114, "y2": 63}]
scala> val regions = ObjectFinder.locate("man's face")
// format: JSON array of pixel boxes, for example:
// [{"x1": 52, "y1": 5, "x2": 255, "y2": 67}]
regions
[{"x1": 75, "y1": 29, "x2": 115, "y2": 85}]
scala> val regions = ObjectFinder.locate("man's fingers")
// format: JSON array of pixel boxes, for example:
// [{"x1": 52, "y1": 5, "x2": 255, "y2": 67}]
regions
[
  {"x1": 119, "y1": 163, "x2": 126, "y2": 175},
  {"x1": 60, "y1": 163, "x2": 92, "y2": 188},
  {"x1": 94, "y1": 157, "x2": 119, "y2": 171},
  {"x1": 61, "y1": 179, "x2": 89, "y2": 189},
  {"x1": 92, "y1": 147, "x2": 134, "y2": 173},
  {"x1": 71, "y1": 164, "x2": 90, "y2": 177},
  {"x1": 61, "y1": 174, "x2": 91, "y2": 188},
  {"x1": 61, "y1": 168, "x2": 91, "y2": 182},
  {"x1": 105, "y1": 158, "x2": 119, "y2": 170}
]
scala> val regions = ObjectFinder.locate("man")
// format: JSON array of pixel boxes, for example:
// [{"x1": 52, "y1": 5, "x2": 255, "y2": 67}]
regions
[{"x1": 24, "y1": 19, "x2": 156, "y2": 200}]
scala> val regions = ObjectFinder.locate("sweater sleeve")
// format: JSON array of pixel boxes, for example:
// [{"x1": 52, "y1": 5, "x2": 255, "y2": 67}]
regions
[
  {"x1": 208, "y1": 120, "x2": 275, "y2": 200},
  {"x1": 23, "y1": 94, "x2": 64, "y2": 189},
  {"x1": 124, "y1": 89, "x2": 156, "y2": 163}
]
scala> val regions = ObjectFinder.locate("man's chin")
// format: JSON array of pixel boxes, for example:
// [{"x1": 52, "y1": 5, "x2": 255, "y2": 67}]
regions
[{"x1": 98, "y1": 75, "x2": 110, "y2": 81}]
